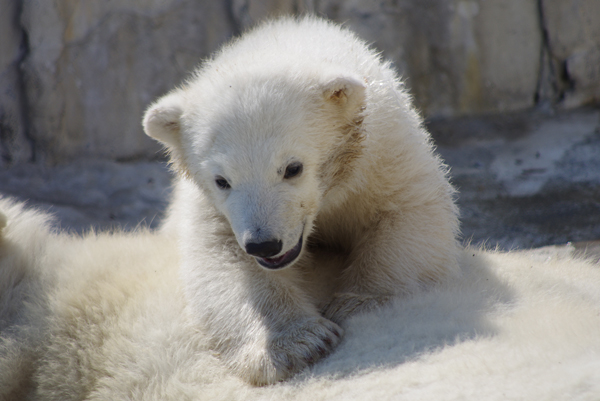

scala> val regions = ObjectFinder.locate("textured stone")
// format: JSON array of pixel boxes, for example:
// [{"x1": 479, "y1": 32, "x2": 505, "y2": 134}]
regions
[
  {"x1": 0, "y1": 0, "x2": 31, "y2": 167},
  {"x1": 0, "y1": 160, "x2": 173, "y2": 232},
  {"x1": 232, "y1": 0, "x2": 296, "y2": 30},
  {"x1": 542, "y1": 0, "x2": 600, "y2": 108},
  {"x1": 314, "y1": 0, "x2": 542, "y2": 117},
  {"x1": 1, "y1": 0, "x2": 599, "y2": 166},
  {"x1": 21, "y1": 0, "x2": 235, "y2": 164},
  {"x1": 430, "y1": 108, "x2": 600, "y2": 249}
]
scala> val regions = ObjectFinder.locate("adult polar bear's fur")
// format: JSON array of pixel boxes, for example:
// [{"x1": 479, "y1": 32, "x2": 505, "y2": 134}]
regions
[
  {"x1": 1, "y1": 199, "x2": 600, "y2": 400},
  {"x1": 142, "y1": 16, "x2": 459, "y2": 385},
  {"x1": 1, "y1": 16, "x2": 599, "y2": 400}
]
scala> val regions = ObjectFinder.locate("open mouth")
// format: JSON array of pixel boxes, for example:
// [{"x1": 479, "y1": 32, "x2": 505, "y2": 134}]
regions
[{"x1": 256, "y1": 235, "x2": 303, "y2": 270}]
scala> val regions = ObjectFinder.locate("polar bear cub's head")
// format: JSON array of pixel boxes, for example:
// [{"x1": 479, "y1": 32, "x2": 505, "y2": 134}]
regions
[{"x1": 144, "y1": 74, "x2": 365, "y2": 270}]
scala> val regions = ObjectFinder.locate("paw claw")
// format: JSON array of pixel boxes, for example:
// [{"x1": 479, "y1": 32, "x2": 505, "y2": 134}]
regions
[{"x1": 239, "y1": 317, "x2": 343, "y2": 384}]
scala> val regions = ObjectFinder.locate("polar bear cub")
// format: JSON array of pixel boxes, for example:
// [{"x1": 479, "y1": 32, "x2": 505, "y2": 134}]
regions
[{"x1": 143, "y1": 16, "x2": 460, "y2": 385}]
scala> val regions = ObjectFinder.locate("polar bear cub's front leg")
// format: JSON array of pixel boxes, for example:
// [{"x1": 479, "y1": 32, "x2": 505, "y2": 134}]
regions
[
  {"x1": 228, "y1": 277, "x2": 343, "y2": 386},
  {"x1": 322, "y1": 203, "x2": 460, "y2": 324},
  {"x1": 180, "y1": 246, "x2": 343, "y2": 385},
  {"x1": 226, "y1": 313, "x2": 343, "y2": 386}
]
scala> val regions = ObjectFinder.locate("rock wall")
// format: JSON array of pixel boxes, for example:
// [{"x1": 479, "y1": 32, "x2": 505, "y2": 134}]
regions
[
  {"x1": 0, "y1": 0, "x2": 598, "y2": 166},
  {"x1": 0, "y1": 0, "x2": 31, "y2": 166},
  {"x1": 18, "y1": 0, "x2": 235, "y2": 165},
  {"x1": 541, "y1": 0, "x2": 600, "y2": 108}
]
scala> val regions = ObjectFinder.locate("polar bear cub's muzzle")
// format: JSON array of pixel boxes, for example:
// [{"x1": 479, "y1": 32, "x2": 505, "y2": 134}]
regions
[
  {"x1": 237, "y1": 214, "x2": 306, "y2": 270},
  {"x1": 225, "y1": 184, "x2": 309, "y2": 271},
  {"x1": 244, "y1": 230, "x2": 304, "y2": 270}
]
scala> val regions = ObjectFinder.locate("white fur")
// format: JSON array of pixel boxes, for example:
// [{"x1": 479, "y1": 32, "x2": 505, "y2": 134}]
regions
[
  {"x1": 1, "y1": 16, "x2": 599, "y2": 399},
  {"x1": 1, "y1": 200, "x2": 599, "y2": 399},
  {"x1": 143, "y1": 16, "x2": 460, "y2": 385}
]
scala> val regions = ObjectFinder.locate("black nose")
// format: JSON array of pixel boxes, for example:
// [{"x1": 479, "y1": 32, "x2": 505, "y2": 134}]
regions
[{"x1": 245, "y1": 239, "x2": 283, "y2": 258}]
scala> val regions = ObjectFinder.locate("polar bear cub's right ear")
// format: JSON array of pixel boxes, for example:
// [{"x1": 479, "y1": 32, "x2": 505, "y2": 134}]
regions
[
  {"x1": 143, "y1": 91, "x2": 184, "y2": 150},
  {"x1": 321, "y1": 76, "x2": 366, "y2": 121}
]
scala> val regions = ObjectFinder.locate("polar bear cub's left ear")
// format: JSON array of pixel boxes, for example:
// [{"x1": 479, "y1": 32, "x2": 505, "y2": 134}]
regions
[
  {"x1": 143, "y1": 91, "x2": 184, "y2": 150},
  {"x1": 321, "y1": 76, "x2": 366, "y2": 120}
]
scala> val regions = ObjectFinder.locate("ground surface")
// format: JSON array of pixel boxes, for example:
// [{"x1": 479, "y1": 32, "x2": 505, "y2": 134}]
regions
[
  {"x1": 0, "y1": 107, "x2": 598, "y2": 250},
  {"x1": 431, "y1": 107, "x2": 600, "y2": 249}
]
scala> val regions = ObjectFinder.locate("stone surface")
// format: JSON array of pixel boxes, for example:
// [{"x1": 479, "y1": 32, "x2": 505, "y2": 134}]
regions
[
  {"x1": 20, "y1": 0, "x2": 235, "y2": 164},
  {"x1": 314, "y1": 0, "x2": 542, "y2": 117},
  {"x1": 231, "y1": 0, "x2": 297, "y2": 30},
  {"x1": 542, "y1": 0, "x2": 600, "y2": 108},
  {"x1": 429, "y1": 107, "x2": 600, "y2": 249},
  {"x1": 0, "y1": 0, "x2": 31, "y2": 167},
  {"x1": 0, "y1": 0, "x2": 599, "y2": 165},
  {"x1": 0, "y1": 160, "x2": 173, "y2": 232}
]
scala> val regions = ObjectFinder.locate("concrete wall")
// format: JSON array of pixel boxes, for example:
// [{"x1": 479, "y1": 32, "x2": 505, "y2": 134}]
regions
[{"x1": 1, "y1": 0, "x2": 598, "y2": 166}]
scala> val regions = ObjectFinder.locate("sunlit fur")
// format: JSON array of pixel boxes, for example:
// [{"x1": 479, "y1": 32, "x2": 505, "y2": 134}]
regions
[
  {"x1": 1, "y1": 197, "x2": 599, "y2": 399},
  {"x1": 143, "y1": 16, "x2": 460, "y2": 384},
  {"x1": 1, "y1": 17, "x2": 598, "y2": 399}
]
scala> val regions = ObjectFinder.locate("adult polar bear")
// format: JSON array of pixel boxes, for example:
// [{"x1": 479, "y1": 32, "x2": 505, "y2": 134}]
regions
[{"x1": 1, "y1": 16, "x2": 599, "y2": 400}]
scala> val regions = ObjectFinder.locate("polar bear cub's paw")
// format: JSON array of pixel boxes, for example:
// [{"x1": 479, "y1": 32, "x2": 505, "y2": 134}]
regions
[{"x1": 240, "y1": 317, "x2": 343, "y2": 386}]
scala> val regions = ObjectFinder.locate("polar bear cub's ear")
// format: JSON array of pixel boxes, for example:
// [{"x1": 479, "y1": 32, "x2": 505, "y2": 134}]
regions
[
  {"x1": 321, "y1": 76, "x2": 366, "y2": 120},
  {"x1": 143, "y1": 91, "x2": 184, "y2": 150}
]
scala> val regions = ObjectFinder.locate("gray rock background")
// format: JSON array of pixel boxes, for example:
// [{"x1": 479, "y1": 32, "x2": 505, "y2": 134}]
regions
[
  {"x1": 431, "y1": 107, "x2": 600, "y2": 249},
  {"x1": 0, "y1": 0, "x2": 599, "y2": 250}
]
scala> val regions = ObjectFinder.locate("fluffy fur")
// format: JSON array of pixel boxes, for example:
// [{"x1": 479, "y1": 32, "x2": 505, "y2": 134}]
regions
[
  {"x1": 143, "y1": 16, "x2": 459, "y2": 385},
  {"x1": 1, "y1": 16, "x2": 600, "y2": 399},
  {"x1": 1, "y1": 199, "x2": 599, "y2": 399}
]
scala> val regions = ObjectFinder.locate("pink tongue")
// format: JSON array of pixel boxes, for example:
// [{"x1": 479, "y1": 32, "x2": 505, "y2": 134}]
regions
[
  {"x1": 263, "y1": 252, "x2": 287, "y2": 264},
  {"x1": 260, "y1": 236, "x2": 302, "y2": 266}
]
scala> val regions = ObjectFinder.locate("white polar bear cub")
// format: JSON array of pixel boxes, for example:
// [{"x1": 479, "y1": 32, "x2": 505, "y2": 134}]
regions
[{"x1": 144, "y1": 16, "x2": 460, "y2": 385}]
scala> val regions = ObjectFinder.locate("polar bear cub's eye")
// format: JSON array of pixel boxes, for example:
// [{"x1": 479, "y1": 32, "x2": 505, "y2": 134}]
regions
[
  {"x1": 284, "y1": 162, "x2": 303, "y2": 179},
  {"x1": 215, "y1": 176, "x2": 231, "y2": 190}
]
